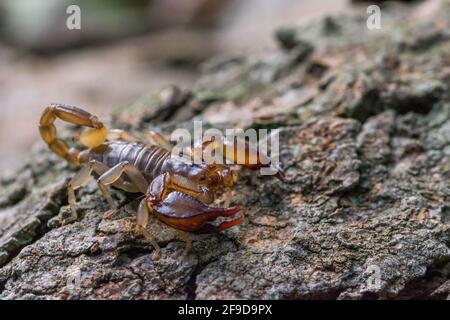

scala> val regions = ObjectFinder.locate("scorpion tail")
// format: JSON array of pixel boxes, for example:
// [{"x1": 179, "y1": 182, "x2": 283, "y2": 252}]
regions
[{"x1": 39, "y1": 103, "x2": 108, "y2": 165}]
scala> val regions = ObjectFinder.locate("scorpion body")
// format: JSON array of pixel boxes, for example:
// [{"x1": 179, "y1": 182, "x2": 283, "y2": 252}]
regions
[
  {"x1": 89, "y1": 142, "x2": 171, "y2": 182},
  {"x1": 39, "y1": 104, "x2": 284, "y2": 257}
]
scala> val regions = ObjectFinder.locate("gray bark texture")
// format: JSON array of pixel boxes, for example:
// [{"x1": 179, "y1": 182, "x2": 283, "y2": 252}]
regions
[{"x1": 1, "y1": 2, "x2": 449, "y2": 299}]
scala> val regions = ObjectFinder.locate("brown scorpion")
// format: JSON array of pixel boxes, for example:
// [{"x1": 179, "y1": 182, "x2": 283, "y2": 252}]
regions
[{"x1": 39, "y1": 104, "x2": 284, "y2": 256}]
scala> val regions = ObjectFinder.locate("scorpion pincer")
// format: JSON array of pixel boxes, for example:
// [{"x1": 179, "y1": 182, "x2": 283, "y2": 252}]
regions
[{"x1": 39, "y1": 104, "x2": 284, "y2": 257}]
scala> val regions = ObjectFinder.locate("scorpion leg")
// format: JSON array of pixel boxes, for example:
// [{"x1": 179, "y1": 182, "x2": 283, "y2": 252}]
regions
[
  {"x1": 136, "y1": 200, "x2": 161, "y2": 259},
  {"x1": 97, "y1": 180, "x2": 145, "y2": 219},
  {"x1": 143, "y1": 131, "x2": 172, "y2": 151},
  {"x1": 97, "y1": 161, "x2": 149, "y2": 193},
  {"x1": 108, "y1": 129, "x2": 173, "y2": 151},
  {"x1": 68, "y1": 160, "x2": 143, "y2": 223},
  {"x1": 67, "y1": 160, "x2": 111, "y2": 224},
  {"x1": 108, "y1": 129, "x2": 141, "y2": 143},
  {"x1": 97, "y1": 161, "x2": 149, "y2": 218},
  {"x1": 109, "y1": 129, "x2": 172, "y2": 151}
]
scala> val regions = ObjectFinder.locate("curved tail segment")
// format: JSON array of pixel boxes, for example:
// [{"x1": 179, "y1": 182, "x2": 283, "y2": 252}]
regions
[{"x1": 39, "y1": 104, "x2": 108, "y2": 165}]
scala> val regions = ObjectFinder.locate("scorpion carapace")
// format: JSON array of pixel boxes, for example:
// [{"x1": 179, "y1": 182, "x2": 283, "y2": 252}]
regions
[{"x1": 39, "y1": 103, "x2": 284, "y2": 256}]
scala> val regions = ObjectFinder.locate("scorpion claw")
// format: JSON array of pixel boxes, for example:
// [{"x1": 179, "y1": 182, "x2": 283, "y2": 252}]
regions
[
  {"x1": 196, "y1": 215, "x2": 244, "y2": 234},
  {"x1": 151, "y1": 191, "x2": 244, "y2": 234}
]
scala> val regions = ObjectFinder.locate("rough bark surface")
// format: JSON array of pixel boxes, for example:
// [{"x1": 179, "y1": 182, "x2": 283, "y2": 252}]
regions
[{"x1": 1, "y1": 2, "x2": 449, "y2": 299}]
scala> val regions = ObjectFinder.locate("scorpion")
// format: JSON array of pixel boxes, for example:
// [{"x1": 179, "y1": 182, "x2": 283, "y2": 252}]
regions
[{"x1": 39, "y1": 104, "x2": 284, "y2": 257}]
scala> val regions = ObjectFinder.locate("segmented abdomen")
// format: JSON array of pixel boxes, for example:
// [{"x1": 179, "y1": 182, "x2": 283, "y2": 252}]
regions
[{"x1": 90, "y1": 142, "x2": 170, "y2": 181}]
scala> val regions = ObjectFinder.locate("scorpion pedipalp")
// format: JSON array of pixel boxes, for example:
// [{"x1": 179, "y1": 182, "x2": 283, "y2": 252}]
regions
[
  {"x1": 198, "y1": 136, "x2": 286, "y2": 182},
  {"x1": 151, "y1": 191, "x2": 244, "y2": 234}
]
